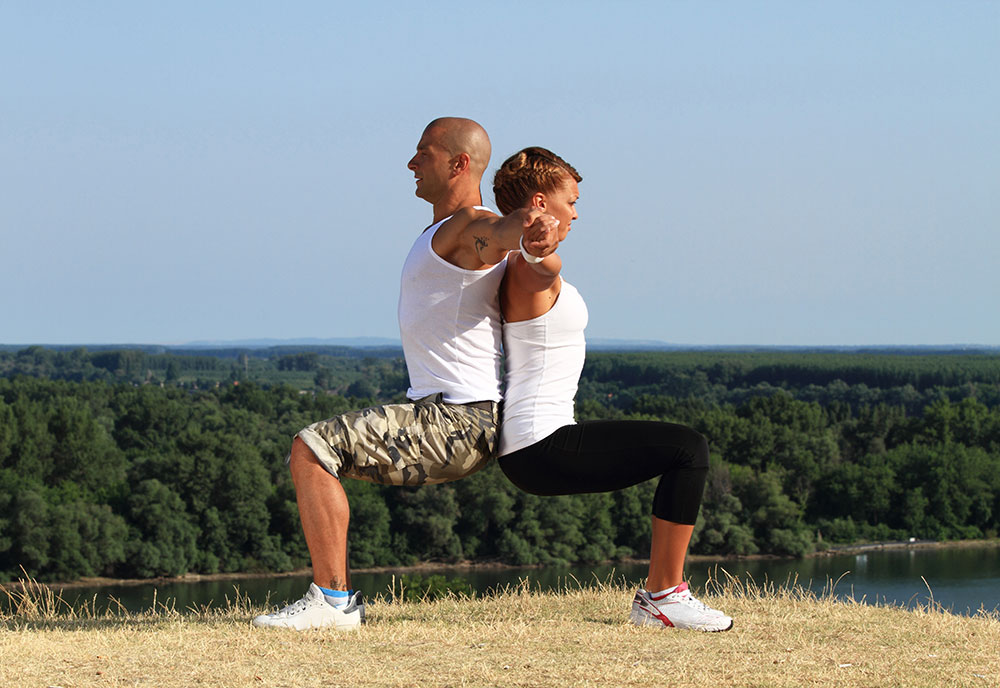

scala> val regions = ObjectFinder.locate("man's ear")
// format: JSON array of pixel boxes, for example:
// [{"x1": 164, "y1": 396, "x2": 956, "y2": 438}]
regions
[
  {"x1": 451, "y1": 152, "x2": 471, "y2": 176},
  {"x1": 530, "y1": 192, "x2": 546, "y2": 210}
]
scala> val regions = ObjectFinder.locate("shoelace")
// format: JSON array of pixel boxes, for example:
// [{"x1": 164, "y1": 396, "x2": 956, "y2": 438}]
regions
[
  {"x1": 668, "y1": 588, "x2": 712, "y2": 611},
  {"x1": 276, "y1": 597, "x2": 311, "y2": 616}
]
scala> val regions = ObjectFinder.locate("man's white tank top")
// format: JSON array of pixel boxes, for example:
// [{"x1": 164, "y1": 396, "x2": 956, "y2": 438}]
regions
[
  {"x1": 499, "y1": 279, "x2": 588, "y2": 456},
  {"x1": 398, "y1": 210, "x2": 506, "y2": 403}
]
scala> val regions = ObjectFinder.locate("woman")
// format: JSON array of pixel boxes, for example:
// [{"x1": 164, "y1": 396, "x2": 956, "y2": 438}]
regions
[{"x1": 493, "y1": 147, "x2": 733, "y2": 632}]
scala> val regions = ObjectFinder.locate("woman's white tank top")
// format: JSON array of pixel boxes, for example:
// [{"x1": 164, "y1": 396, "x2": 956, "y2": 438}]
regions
[{"x1": 499, "y1": 279, "x2": 588, "y2": 456}]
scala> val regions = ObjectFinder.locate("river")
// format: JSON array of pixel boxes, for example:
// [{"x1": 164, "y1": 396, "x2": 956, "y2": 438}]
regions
[{"x1": 7, "y1": 544, "x2": 999, "y2": 618}]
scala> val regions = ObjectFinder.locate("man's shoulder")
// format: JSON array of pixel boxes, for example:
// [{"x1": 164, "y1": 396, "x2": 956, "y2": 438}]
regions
[
  {"x1": 448, "y1": 206, "x2": 497, "y2": 225},
  {"x1": 435, "y1": 206, "x2": 497, "y2": 239}
]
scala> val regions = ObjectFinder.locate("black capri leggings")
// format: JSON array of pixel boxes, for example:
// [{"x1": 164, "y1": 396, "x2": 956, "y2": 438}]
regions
[{"x1": 497, "y1": 420, "x2": 710, "y2": 525}]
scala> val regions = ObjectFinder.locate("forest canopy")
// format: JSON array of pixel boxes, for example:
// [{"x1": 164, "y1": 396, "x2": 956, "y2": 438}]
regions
[{"x1": 1, "y1": 346, "x2": 999, "y2": 582}]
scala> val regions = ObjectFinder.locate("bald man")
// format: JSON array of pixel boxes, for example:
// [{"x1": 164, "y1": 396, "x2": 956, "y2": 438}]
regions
[{"x1": 253, "y1": 118, "x2": 559, "y2": 631}]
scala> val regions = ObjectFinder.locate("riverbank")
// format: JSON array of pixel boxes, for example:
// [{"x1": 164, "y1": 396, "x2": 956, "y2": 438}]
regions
[
  {"x1": 12, "y1": 537, "x2": 999, "y2": 591},
  {"x1": 2, "y1": 577, "x2": 997, "y2": 687},
  {"x1": 816, "y1": 537, "x2": 1000, "y2": 556}
]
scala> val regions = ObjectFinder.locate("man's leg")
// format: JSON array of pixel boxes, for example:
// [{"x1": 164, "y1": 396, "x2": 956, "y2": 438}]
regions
[
  {"x1": 288, "y1": 437, "x2": 351, "y2": 590},
  {"x1": 288, "y1": 398, "x2": 496, "y2": 590},
  {"x1": 255, "y1": 399, "x2": 496, "y2": 630},
  {"x1": 252, "y1": 437, "x2": 362, "y2": 630}
]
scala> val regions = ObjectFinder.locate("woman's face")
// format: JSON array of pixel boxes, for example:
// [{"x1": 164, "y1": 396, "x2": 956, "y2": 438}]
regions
[{"x1": 533, "y1": 178, "x2": 579, "y2": 242}]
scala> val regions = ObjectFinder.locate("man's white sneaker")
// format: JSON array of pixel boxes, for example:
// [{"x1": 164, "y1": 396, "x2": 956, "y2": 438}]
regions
[
  {"x1": 630, "y1": 583, "x2": 733, "y2": 632},
  {"x1": 252, "y1": 583, "x2": 363, "y2": 630}
]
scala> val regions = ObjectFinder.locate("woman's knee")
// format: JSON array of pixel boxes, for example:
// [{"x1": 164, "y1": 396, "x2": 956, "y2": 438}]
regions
[{"x1": 680, "y1": 426, "x2": 710, "y2": 470}]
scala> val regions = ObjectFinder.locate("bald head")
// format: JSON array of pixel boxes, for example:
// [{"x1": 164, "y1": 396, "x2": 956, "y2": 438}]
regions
[{"x1": 424, "y1": 117, "x2": 491, "y2": 178}]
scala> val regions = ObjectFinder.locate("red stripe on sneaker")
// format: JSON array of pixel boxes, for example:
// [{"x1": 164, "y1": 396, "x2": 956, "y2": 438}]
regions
[{"x1": 638, "y1": 596, "x2": 675, "y2": 628}]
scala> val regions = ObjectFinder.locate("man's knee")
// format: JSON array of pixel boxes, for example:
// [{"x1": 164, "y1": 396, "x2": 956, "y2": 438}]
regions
[{"x1": 289, "y1": 437, "x2": 323, "y2": 481}]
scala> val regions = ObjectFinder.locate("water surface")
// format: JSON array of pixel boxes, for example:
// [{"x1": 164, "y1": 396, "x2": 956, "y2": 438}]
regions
[{"x1": 10, "y1": 545, "x2": 999, "y2": 617}]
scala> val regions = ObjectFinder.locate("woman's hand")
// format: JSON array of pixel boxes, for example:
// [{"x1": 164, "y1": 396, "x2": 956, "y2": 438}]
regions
[{"x1": 520, "y1": 212, "x2": 560, "y2": 261}]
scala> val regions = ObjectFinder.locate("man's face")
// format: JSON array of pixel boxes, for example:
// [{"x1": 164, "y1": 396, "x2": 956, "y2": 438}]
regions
[{"x1": 407, "y1": 127, "x2": 454, "y2": 203}]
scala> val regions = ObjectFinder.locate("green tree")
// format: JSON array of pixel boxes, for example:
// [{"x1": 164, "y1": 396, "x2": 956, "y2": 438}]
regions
[{"x1": 125, "y1": 479, "x2": 199, "y2": 577}]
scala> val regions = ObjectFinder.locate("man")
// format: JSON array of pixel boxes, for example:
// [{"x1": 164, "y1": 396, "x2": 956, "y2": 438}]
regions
[{"x1": 253, "y1": 117, "x2": 559, "y2": 630}]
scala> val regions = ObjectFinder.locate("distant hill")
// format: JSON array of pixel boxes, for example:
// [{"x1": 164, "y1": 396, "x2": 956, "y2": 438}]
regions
[
  {"x1": 586, "y1": 338, "x2": 682, "y2": 350},
  {"x1": 2, "y1": 339, "x2": 997, "y2": 355},
  {"x1": 589, "y1": 341, "x2": 1000, "y2": 354},
  {"x1": 182, "y1": 337, "x2": 402, "y2": 349}
]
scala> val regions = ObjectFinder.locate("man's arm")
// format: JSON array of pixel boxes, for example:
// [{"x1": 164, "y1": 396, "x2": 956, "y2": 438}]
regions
[{"x1": 431, "y1": 207, "x2": 559, "y2": 270}]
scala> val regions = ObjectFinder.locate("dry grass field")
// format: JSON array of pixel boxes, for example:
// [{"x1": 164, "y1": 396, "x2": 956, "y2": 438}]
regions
[{"x1": 2, "y1": 573, "x2": 998, "y2": 688}]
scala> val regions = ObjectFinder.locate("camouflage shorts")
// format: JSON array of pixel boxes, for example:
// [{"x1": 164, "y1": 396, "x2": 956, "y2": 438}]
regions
[{"x1": 294, "y1": 394, "x2": 499, "y2": 486}]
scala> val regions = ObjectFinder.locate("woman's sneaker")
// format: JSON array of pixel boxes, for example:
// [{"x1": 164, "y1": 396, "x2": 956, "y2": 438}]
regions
[
  {"x1": 252, "y1": 583, "x2": 363, "y2": 631},
  {"x1": 630, "y1": 583, "x2": 733, "y2": 632}
]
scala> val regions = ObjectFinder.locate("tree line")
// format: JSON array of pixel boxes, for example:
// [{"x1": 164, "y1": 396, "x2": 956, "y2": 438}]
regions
[
  {"x1": 0, "y1": 345, "x2": 409, "y2": 396},
  {"x1": 1, "y1": 349, "x2": 999, "y2": 582}
]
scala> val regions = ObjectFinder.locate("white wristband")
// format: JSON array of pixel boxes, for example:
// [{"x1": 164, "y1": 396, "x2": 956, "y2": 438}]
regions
[{"x1": 519, "y1": 235, "x2": 545, "y2": 264}]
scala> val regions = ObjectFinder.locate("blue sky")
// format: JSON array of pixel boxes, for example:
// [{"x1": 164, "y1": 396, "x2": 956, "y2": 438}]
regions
[{"x1": 2, "y1": 1, "x2": 997, "y2": 346}]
